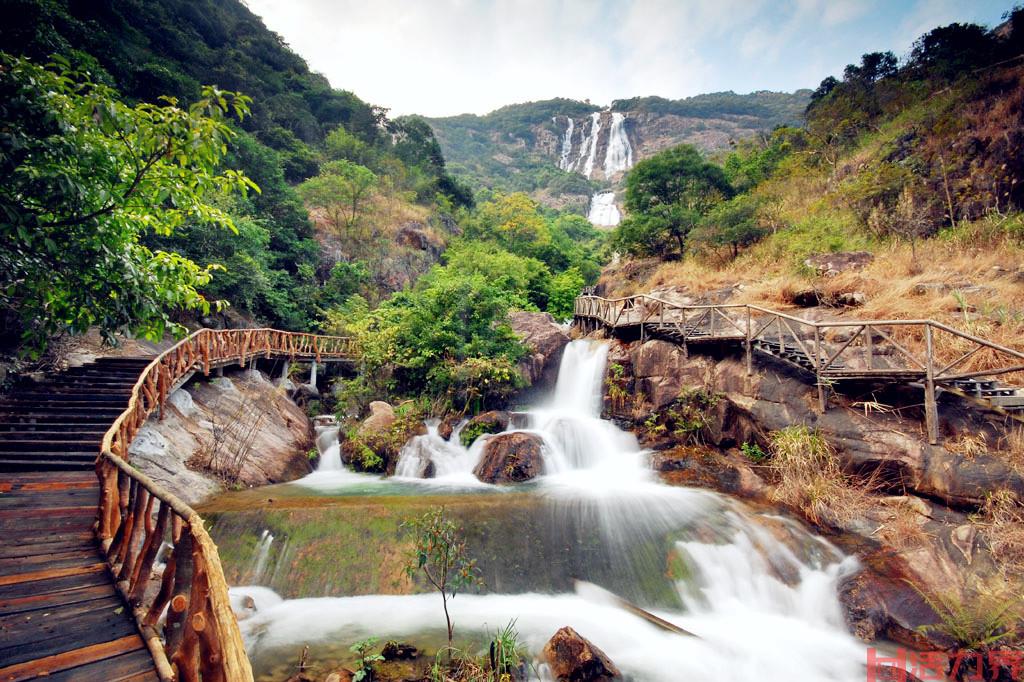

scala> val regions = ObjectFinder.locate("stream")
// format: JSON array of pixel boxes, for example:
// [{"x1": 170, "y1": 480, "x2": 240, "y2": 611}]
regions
[{"x1": 201, "y1": 341, "x2": 872, "y2": 681}]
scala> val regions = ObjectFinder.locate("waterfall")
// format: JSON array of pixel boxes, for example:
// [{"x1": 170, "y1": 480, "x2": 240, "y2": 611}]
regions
[
  {"x1": 227, "y1": 340, "x2": 869, "y2": 681},
  {"x1": 314, "y1": 423, "x2": 341, "y2": 471},
  {"x1": 580, "y1": 112, "x2": 601, "y2": 178},
  {"x1": 587, "y1": 191, "x2": 621, "y2": 227},
  {"x1": 248, "y1": 530, "x2": 274, "y2": 583},
  {"x1": 603, "y1": 112, "x2": 633, "y2": 176},
  {"x1": 556, "y1": 116, "x2": 574, "y2": 171}
]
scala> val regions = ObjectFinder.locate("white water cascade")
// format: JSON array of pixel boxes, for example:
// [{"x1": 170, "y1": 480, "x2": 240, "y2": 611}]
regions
[
  {"x1": 587, "y1": 191, "x2": 621, "y2": 227},
  {"x1": 555, "y1": 116, "x2": 574, "y2": 171},
  {"x1": 603, "y1": 112, "x2": 633, "y2": 176},
  {"x1": 231, "y1": 341, "x2": 873, "y2": 681},
  {"x1": 247, "y1": 530, "x2": 274, "y2": 583},
  {"x1": 578, "y1": 112, "x2": 601, "y2": 178}
]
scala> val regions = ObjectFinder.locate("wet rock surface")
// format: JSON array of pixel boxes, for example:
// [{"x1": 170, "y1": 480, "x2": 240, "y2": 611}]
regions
[
  {"x1": 509, "y1": 310, "x2": 571, "y2": 387},
  {"x1": 460, "y1": 410, "x2": 511, "y2": 446},
  {"x1": 543, "y1": 626, "x2": 621, "y2": 681},
  {"x1": 473, "y1": 432, "x2": 544, "y2": 484}
]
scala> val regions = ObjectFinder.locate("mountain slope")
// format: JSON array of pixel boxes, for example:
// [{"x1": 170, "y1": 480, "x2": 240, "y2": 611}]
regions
[{"x1": 425, "y1": 90, "x2": 810, "y2": 216}]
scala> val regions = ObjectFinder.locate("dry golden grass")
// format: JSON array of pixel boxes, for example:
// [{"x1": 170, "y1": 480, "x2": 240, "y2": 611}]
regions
[
  {"x1": 875, "y1": 497, "x2": 931, "y2": 550},
  {"x1": 997, "y1": 427, "x2": 1024, "y2": 473},
  {"x1": 768, "y1": 425, "x2": 876, "y2": 527},
  {"x1": 977, "y1": 489, "x2": 1024, "y2": 581},
  {"x1": 946, "y1": 432, "x2": 990, "y2": 460},
  {"x1": 637, "y1": 216, "x2": 1024, "y2": 381}
]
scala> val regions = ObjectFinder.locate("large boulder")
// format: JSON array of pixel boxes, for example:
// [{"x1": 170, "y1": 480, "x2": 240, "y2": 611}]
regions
[
  {"x1": 460, "y1": 410, "x2": 510, "y2": 447},
  {"x1": 509, "y1": 311, "x2": 570, "y2": 386},
  {"x1": 542, "y1": 627, "x2": 621, "y2": 681},
  {"x1": 128, "y1": 371, "x2": 314, "y2": 505},
  {"x1": 395, "y1": 221, "x2": 443, "y2": 256},
  {"x1": 358, "y1": 401, "x2": 396, "y2": 438},
  {"x1": 473, "y1": 432, "x2": 544, "y2": 484}
]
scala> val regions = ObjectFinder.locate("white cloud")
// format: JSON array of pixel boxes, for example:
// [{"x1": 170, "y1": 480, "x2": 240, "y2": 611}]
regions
[{"x1": 241, "y1": 0, "x2": 1004, "y2": 116}]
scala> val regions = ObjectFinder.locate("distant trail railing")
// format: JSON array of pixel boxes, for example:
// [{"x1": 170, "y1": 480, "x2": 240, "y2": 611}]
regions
[
  {"x1": 575, "y1": 294, "x2": 1024, "y2": 443},
  {"x1": 96, "y1": 328, "x2": 357, "y2": 682}
]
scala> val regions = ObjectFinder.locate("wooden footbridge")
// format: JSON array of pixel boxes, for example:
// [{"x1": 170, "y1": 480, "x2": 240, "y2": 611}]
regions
[
  {"x1": 0, "y1": 329, "x2": 355, "y2": 682},
  {"x1": 574, "y1": 293, "x2": 1024, "y2": 443}
]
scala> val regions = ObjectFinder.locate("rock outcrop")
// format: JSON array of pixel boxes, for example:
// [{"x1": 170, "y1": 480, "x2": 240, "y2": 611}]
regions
[
  {"x1": 359, "y1": 401, "x2": 396, "y2": 437},
  {"x1": 509, "y1": 311, "x2": 570, "y2": 387},
  {"x1": 128, "y1": 370, "x2": 314, "y2": 505},
  {"x1": 612, "y1": 339, "x2": 1024, "y2": 507},
  {"x1": 542, "y1": 627, "x2": 621, "y2": 681},
  {"x1": 459, "y1": 410, "x2": 510, "y2": 447},
  {"x1": 473, "y1": 432, "x2": 545, "y2": 484},
  {"x1": 804, "y1": 251, "x2": 874, "y2": 277}
]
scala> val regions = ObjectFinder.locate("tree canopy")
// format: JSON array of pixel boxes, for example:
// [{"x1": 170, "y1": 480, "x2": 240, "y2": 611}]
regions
[
  {"x1": 613, "y1": 145, "x2": 733, "y2": 257},
  {"x1": 0, "y1": 53, "x2": 257, "y2": 351}
]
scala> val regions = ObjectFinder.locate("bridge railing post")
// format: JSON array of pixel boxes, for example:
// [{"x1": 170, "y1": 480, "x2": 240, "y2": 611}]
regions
[
  {"x1": 745, "y1": 307, "x2": 753, "y2": 377},
  {"x1": 815, "y1": 325, "x2": 827, "y2": 413},
  {"x1": 924, "y1": 324, "x2": 940, "y2": 444}
]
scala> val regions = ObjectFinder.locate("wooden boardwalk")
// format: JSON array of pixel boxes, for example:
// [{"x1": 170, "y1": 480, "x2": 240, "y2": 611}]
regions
[
  {"x1": 0, "y1": 358, "x2": 159, "y2": 681},
  {"x1": 575, "y1": 293, "x2": 1024, "y2": 442}
]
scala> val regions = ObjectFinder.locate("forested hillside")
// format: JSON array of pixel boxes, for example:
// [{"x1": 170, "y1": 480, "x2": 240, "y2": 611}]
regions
[
  {"x1": 0, "y1": 0, "x2": 471, "y2": 345},
  {"x1": 426, "y1": 90, "x2": 809, "y2": 210},
  {"x1": 0, "y1": 0, "x2": 607, "y2": 413}
]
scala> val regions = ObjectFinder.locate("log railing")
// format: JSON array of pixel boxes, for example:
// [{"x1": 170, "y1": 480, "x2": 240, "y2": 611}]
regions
[
  {"x1": 95, "y1": 328, "x2": 357, "y2": 682},
  {"x1": 575, "y1": 293, "x2": 1024, "y2": 443}
]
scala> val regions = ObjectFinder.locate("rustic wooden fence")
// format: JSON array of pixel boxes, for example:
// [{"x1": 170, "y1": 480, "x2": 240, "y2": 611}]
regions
[
  {"x1": 575, "y1": 293, "x2": 1024, "y2": 443},
  {"x1": 96, "y1": 328, "x2": 356, "y2": 682}
]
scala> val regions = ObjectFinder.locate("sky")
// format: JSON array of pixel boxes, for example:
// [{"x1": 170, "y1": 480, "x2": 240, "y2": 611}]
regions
[{"x1": 243, "y1": 0, "x2": 1011, "y2": 117}]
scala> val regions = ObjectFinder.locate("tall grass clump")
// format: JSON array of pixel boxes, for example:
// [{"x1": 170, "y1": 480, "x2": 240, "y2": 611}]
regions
[{"x1": 768, "y1": 425, "x2": 868, "y2": 527}]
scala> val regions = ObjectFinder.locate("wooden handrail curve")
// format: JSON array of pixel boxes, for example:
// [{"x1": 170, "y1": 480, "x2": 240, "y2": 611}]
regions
[{"x1": 95, "y1": 327, "x2": 357, "y2": 682}]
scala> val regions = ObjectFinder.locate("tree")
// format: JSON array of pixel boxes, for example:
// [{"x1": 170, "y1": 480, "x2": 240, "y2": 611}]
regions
[
  {"x1": 692, "y1": 195, "x2": 766, "y2": 259},
  {"x1": 0, "y1": 53, "x2": 258, "y2": 352},
  {"x1": 403, "y1": 507, "x2": 483, "y2": 663},
  {"x1": 466, "y1": 193, "x2": 551, "y2": 255},
  {"x1": 547, "y1": 267, "x2": 585, "y2": 320},
  {"x1": 296, "y1": 159, "x2": 377, "y2": 246},
  {"x1": 614, "y1": 145, "x2": 733, "y2": 257}
]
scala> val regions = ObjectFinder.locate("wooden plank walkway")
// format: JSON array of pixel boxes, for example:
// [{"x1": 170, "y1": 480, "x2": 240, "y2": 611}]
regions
[{"x1": 0, "y1": 359, "x2": 159, "y2": 681}]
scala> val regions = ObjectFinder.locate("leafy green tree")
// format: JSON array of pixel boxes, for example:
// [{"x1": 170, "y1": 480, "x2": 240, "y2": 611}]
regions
[
  {"x1": 465, "y1": 193, "x2": 551, "y2": 254},
  {"x1": 443, "y1": 243, "x2": 552, "y2": 311},
  {"x1": 692, "y1": 195, "x2": 767, "y2": 258},
  {"x1": 403, "y1": 507, "x2": 483, "y2": 663},
  {"x1": 614, "y1": 145, "x2": 733, "y2": 257},
  {"x1": 0, "y1": 53, "x2": 257, "y2": 352},
  {"x1": 296, "y1": 159, "x2": 378, "y2": 243},
  {"x1": 324, "y1": 124, "x2": 378, "y2": 168},
  {"x1": 547, "y1": 267, "x2": 585, "y2": 320}
]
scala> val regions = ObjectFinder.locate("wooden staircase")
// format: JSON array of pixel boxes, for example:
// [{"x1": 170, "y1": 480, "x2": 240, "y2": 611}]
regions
[
  {"x1": 0, "y1": 358, "x2": 152, "y2": 472},
  {"x1": 0, "y1": 357, "x2": 160, "y2": 681}
]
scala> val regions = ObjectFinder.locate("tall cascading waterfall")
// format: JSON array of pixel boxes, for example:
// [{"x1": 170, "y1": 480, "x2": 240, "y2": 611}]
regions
[
  {"x1": 231, "y1": 340, "x2": 870, "y2": 681},
  {"x1": 603, "y1": 112, "x2": 633, "y2": 176},
  {"x1": 585, "y1": 111, "x2": 598, "y2": 178},
  {"x1": 555, "y1": 116, "x2": 574, "y2": 171}
]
